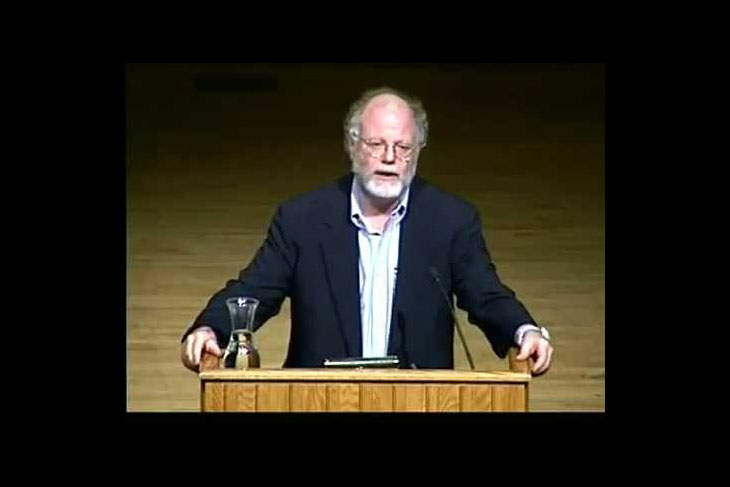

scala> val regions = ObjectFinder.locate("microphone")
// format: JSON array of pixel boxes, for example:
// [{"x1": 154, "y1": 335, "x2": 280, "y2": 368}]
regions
[{"x1": 429, "y1": 266, "x2": 475, "y2": 370}]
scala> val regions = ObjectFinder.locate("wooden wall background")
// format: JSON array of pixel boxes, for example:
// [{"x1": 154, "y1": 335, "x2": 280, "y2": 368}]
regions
[{"x1": 126, "y1": 63, "x2": 605, "y2": 411}]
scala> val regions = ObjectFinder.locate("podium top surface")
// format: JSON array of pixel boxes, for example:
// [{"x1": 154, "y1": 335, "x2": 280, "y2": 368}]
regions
[{"x1": 199, "y1": 368, "x2": 531, "y2": 383}]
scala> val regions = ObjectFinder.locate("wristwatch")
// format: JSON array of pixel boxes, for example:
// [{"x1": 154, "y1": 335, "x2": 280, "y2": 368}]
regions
[{"x1": 515, "y1": 324, "x2": 550, "y2": 346}]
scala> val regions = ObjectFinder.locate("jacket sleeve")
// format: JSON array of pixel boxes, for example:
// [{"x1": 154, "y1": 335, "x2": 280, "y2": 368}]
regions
[
  {"x1": 181, "y1": 204, "x2": 298, "y2": 346},
  {"x1": 449, "y1": 206, "x2": 535, "y2": 358}
]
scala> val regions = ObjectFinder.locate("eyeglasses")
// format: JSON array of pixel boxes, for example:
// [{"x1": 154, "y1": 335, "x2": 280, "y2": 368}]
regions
[{"x1": 355, "y1": 136, "x2": 417, "y2": 160}]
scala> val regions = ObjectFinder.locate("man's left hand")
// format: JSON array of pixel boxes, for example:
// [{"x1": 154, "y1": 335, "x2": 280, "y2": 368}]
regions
[{"x1": 516, "y1": 332, "x2": 553, "y2": 375}]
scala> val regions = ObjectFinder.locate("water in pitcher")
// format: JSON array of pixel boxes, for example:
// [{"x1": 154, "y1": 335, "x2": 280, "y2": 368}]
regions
[{"x1": 222, "y1": 297, "x2": 261, "y2": 369}]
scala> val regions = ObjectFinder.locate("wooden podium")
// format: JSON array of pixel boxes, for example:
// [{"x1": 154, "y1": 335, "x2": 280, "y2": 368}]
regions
[{"x1": 199, "y1": 350, "x2": 532, "y2": 412}]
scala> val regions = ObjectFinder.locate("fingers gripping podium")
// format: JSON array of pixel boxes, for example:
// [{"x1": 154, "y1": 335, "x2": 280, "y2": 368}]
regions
[{"x1": 198, "y1": 350, "x2": 533, "y2": 412}]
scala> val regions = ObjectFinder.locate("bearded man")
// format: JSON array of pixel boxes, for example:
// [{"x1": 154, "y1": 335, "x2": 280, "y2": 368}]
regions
[{"x1": 181, "y1": 87, "x2": 553, "y2": 374}]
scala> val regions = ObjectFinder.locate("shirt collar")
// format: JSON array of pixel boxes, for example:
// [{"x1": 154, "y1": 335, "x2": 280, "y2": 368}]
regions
[{"x1": 350, "y1": 177, "x2": 410, "y2": 225}]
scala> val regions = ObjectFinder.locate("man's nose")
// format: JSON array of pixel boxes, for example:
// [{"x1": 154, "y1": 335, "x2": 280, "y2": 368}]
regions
[{"x1": 381, "y1": 144, "x2": 396, "y2": 163}]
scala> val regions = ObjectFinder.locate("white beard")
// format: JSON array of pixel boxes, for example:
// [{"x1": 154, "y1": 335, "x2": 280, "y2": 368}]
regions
[
  {"x1": 351, "y1": 155, "x2": 417, "y2": 200},
  {"x1": 360, "y1": 174, "x2": 404, "y2": 199}
]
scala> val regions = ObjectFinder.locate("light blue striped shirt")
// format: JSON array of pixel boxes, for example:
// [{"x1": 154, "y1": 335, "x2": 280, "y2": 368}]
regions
[{"x1": 350, "y1": 181, "x2": 410, "y2": 358}]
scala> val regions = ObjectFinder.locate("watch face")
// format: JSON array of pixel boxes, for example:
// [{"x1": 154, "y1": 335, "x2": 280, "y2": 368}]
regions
[{"x1": 540, "y1": 327, "x2": 550, "y2": 340}]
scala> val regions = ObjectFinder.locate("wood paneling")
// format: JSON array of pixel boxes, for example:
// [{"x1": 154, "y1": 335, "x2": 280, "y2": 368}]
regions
[
  {"x1": 394, "y1": 384, "x2": 426, "y2": 412},
  {"x1": 426, "y1": 385, "x2": 460, "y2": 412},
  {"x1": 361, "y1": 384, "x2": 394, "y2": 412},
  {"x1": 291, "y1": 383, "x2": 327, "y2": 412},
  {"x1": 202, "y1": 382, "x2": 225, "y2": 412},
  {"x1": 224, "y1": 383, "x2": 256, "y2": 412},
  {"x1": 460, "y1": 385, "x2": 492, "y2": 412},
  {"x1": 256, "y1": 383, "x2": 290, "y2": 412},
  {"x1": 200, "y1": 370, "x2": 529, "y2": 412},
  {"x1": 492, "y1": 385, "x2": 527, "y2": 412},
  {"x1": 327, "y1": 384, "x2": 360, "y2": 412}
]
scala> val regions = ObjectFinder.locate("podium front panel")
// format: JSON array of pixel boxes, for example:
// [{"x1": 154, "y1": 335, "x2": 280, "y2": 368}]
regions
[{"x1": 200, "y1": 369, "x2": 531, "y2": 412}]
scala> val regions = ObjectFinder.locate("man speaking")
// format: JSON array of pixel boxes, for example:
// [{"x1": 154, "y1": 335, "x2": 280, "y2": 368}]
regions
[{"x1": 181, "y1": 87, "x2": 553, "y2": 374}]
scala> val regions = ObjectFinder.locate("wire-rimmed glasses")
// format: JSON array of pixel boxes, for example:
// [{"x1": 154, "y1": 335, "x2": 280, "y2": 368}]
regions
[{"x1": 354, "y1": 135, "x2": 418, "y2": 160}]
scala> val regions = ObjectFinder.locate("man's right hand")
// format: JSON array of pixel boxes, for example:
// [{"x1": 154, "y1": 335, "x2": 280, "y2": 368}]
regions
[{"x1": 181, "y1": 326, "x2": 223, "y2": 372}]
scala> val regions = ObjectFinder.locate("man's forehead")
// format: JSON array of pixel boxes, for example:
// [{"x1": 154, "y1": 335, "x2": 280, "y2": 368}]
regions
[{"x1": 361, "y1": 94, "x2": 415, "y2": 129}]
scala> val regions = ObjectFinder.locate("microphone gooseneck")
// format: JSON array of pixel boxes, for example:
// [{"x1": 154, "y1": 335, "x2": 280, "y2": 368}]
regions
[{"x1": 429, "y1": 267, "x2": 475, "y2": 370}]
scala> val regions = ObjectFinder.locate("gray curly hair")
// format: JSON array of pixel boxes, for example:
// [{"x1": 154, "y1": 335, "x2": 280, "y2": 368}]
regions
[{"x1": 343, "y1": 87, "x2": 429, "y2": 157}]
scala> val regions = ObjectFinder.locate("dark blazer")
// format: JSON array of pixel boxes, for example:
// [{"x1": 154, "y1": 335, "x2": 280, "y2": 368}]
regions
[{"x1": 183, "y1": 174, "x2": 536, "y2": 368}]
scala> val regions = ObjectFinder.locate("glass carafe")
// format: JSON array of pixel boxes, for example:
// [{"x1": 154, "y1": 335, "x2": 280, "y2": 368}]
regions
[{"x1": 222, "y1": 297, "x2": 261, "y2": 369}]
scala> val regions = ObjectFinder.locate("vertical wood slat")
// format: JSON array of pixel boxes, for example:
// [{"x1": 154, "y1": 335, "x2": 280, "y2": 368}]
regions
[
  {"x1": 459, "y1": 385, "x2": 492, "y2": 412},
  {"x1": 394, "y1": 384, "x2": 426, "y2": 412},
  {"x1": 200, "y1": 381, "x2": 206, "y2": 412},
  {"x1": 224, "y1": 384, "x2": 257, "y2": 412},
  {"x1": 327, "y1": 384, "x2": 360, "y2": 411},
  {"x1": 203, "y1": 383, "x2": 225, "y2": 412},
  {"x1": 426, "y1": 385, "x2": 460, "y2": 412},
  {"x1": 492, "y1": 385, "x2": 527, "y2": 412},
  {"x1": 257, "y1": 383, "x2": 291, "y2": 412},
  {"x1": 291, "y1": 383, "x2": 328, "y2": 412},
  {"x1": 361, "y1": 384, "x2": 394, "y2": 412}
]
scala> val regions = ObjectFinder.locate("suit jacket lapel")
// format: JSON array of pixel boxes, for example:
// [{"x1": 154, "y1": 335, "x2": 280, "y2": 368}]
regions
[
  {"x1": 319, "y1": 175, "x2": 362, "y2": 357},
  {"x1": 388, "y1": 177, "x2": 428, "y2": 356}
]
